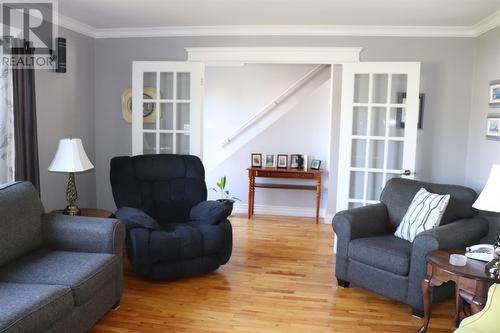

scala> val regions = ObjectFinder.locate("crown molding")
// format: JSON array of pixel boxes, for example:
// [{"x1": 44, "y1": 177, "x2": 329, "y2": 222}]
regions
[
  {"x1": 473, "y1": 9, "x2": 500, "y2": 36},
  {"x1": 186, "y1": 47, "x2": 363, "y2": 65},
  {"x1": 93, "y1": 24, "x2": 477, "y2": 39},
  {"x1": 54, "y1": 10, "x2": 500, "y2": 39},
  {"x1": 57, "y1": 13, "x2": 97, "y2": 38}
]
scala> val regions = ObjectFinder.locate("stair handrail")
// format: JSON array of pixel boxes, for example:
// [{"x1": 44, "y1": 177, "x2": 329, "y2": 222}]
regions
[{"x1": 221, "y1": 64, "x2": 327, "y2": 146}]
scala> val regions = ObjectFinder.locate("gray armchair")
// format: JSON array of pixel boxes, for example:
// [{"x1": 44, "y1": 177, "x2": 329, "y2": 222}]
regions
[{"x1": 332, "y1": 178, "x2": 489, "y2": 316}]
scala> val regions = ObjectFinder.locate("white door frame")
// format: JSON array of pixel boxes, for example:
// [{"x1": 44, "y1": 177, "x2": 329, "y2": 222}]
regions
[{"x1": 130, "y1": 48, "x2": 421, "y2": 223}]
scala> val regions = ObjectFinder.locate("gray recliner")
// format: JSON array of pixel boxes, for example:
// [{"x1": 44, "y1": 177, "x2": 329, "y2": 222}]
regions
[{"x1": 332, "y1": 178, "x2": 489, "y2": 316}]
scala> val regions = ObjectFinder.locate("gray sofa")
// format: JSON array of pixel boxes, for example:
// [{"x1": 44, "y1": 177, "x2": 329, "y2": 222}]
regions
[
  {"x1": 0, "y1": 182, "x2": 125, "y2": 333},
  {"x1": 332, "y1": 178, "x2": 489, "y2": 317}
]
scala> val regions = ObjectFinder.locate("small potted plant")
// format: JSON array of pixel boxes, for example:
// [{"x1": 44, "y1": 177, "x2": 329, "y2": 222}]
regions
[{"x1": 212, "y1": 176, "x2": 240, "y2": 214}]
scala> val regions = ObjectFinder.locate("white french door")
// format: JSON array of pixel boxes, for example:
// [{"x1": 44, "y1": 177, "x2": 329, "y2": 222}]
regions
[
  {"x1": 337, "y1": 62, "x2": 421, "y2": 211},
  {"x1": 132, "y1": 61, "x2": 204, "y2": 157}
]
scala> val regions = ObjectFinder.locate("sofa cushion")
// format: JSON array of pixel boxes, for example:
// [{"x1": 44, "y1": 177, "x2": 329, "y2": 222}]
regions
[
  {"x1": 0, "y1": 282, "x2": 73, "y2": 333},
  {"x1": 0, "y1": 250, "x2": 118, "y2": 306},
  {"x1": 348, "y1": 235, "x2": 412, "y2": 276},
  {"x1": 0, "y1": 182, "x2": 44, "y2": 267}
]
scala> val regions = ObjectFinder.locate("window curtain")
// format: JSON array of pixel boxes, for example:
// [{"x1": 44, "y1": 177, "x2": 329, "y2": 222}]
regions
[
  {"x1": 12, "y1": 39, "x2": 40, "y2": 191},
  {"x1": 0, "y1": 42, "x2": 15, "y2": 184}
]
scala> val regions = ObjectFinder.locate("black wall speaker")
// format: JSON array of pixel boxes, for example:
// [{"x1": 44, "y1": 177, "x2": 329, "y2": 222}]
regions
[{"x1": 55, "y1": 37, "x2": 66, "y2": 73}]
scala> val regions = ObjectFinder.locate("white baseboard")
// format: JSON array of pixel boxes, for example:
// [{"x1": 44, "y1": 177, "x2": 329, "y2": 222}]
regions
[{"x1": 233, "y1": 203, "x2": 333, "y2": 224}]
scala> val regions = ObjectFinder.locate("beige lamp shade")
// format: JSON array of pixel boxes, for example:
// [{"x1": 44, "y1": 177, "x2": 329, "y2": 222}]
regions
[
  {"x1": 473, "y1": 164, "x2": 500, "y2": 213},
  {"x1": 48, "y1": 138, "x2": 94, "y2": 173}
]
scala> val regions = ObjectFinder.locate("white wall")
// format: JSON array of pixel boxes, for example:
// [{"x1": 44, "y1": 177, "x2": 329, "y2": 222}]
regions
[{"x1": 204, "y1": 64, "x2": 331, "y2": 215}]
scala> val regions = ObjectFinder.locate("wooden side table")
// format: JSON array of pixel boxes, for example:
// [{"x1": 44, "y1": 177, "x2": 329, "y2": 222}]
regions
[
  {"x1": 247, "y1": 167, "x2": 323, "y2": 223},
  {"x1": 418, "y1": 250, "x2": 499, "y2": 333},
  {"x1": 51, "y1": 208, "x2": 113, "y2": 218}
]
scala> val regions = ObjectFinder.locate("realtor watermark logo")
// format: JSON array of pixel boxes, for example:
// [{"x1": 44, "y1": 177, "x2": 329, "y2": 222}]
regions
[{"x1": 0, "y1": 0, "x2": 59, "y2": 69}]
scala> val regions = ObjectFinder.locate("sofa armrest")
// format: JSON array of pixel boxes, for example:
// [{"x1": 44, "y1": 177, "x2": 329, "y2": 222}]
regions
[
  {"x1": 190, "y1": 201, "x2": 231, "y2": 225},
  {"x1": 407, "y1": 217, "x2": 489, "y2": 309},
  {"x1": 42, "y1": 213, "x2": 126, "y2": 255}
]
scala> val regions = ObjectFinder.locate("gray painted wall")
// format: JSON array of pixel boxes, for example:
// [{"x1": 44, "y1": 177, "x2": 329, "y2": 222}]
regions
[
  {"x1": 465, "y1": 26, "x2": 500, "y2": 241},
  {"x1": 94, "y1": 35, "x2": 476, "y2": 211},
  {"x1": 36, "y1": 27, "x2": 96, "y2": 211}
]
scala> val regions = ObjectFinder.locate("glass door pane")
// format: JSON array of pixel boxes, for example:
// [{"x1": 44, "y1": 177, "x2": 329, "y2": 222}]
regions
[
  {"x1": 160, "y1": 72, "x2": 173, "y2": 99},
  {"x1": 143, "y1": 133, "x2": 156, "y2": 154},
  {"x1": 177, "y1": 73, "x2": 191, "y2": 100}
]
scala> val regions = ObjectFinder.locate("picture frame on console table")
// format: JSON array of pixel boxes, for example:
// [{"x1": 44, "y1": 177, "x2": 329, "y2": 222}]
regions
[
  {"x1": 251, "y1": 153, "x2": 262, "y2": 167},
  {"x1": 311, "y1": 159, "x2": 321, "y2": 170},
  {"x1": 290, "y1": 154, "x2": 301, "y2": 168},
  {"x1": 265, "y1": 154, "x2": 276, "y2": 168},
  {"x1": 277, "y1": 154, "x2": 288, "y2": 168}
]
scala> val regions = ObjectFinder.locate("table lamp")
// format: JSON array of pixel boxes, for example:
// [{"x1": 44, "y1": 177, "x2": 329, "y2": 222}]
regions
[
  {"x1": 48, "y1": 138, "x2": 94, "y2": 216},
  {"x1": 473, "y1": 164, "x2": 500, "y2": 277}
]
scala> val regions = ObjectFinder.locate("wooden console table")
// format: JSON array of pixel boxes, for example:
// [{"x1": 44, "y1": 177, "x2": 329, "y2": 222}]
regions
[
  {"x1": 418, "y1": 250, "x2": 500, "y2": 333},
  {"x1": 247, "y1": 167, "x2": 322, "y2": 223}
]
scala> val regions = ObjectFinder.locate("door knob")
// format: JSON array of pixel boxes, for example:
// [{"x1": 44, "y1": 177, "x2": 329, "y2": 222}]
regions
[{"x1": 401, "y1": 170, "x2": 412, "y2": 176}]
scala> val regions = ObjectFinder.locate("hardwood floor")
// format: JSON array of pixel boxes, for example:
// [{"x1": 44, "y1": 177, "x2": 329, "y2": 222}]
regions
[{"x1": 91, "y1": 215, "x2": 455, "y2": 333}]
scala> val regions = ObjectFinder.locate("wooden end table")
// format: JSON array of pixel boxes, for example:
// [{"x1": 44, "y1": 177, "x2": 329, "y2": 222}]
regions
[
  {"x1": 51, "y1": 208, "x2": 113, "y2": 218},
  {"x1": 418, "y1": 250, "x2": 500, "y2": 333}
]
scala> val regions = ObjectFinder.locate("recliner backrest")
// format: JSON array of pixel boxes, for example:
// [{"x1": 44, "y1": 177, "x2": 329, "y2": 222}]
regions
[
  {"x1": 380, "y1": 178, "x2": 478, "y2": 229},
  {"x1": 0, "y1": 182, "x2": 44, "y2": 266},
  {"x1": 110, "y1": 154, "x2": 207, "y2": 224}
]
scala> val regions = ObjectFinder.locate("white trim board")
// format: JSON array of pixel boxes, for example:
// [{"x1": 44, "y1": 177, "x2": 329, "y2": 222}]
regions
[
  {"x1": 56, "y1": 11, "x2": 500, "y2": 39},
  {"x1": 186, "y1": 47, "x2": 362, "y2": 65},
  {"x1": 58, "y1": 13, "x2": 97, "y2": 38},
  {"x1": 232, "y1": 203, "x2": 331, "y2": 224}
]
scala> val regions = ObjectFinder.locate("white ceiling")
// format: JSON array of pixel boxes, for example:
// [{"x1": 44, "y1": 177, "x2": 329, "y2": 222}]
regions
[{"x1": 59, "y1": 0, "x2": 499, "y2": 29}]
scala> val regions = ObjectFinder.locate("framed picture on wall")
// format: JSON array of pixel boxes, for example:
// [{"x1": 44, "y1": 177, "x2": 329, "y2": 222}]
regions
[
  {"x1": 489, "y1": 81, "x2": 500, "y2": 106},
  {"x1": 277, "y1": 154, "x2": 288, "y2": 168},
  {"x1": 486, "y1": 117, "x2": 500, "y2": 138},
  {"x1": 396, "y1": 93, "x2": 425, "y2": 129},
  {"x1": 251, "y1": 153, "x2": 262, "y2": 167},
  {"x1": 265, "y1": 154, "x2": 276, "y2": 168}
]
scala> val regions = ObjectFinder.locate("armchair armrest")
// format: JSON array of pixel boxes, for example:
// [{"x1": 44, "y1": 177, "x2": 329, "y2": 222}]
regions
[
  {"x1": 407, "y1": 217, "x2": 489, "y2": 309},
  {"x1": 412, "y1": 217, "x2": 489, "y2": 254},
  {"x1": 332, "y1": 203, "x2": 389, "y2": 242},
  {"x1": 190, "y1": 201, "x2": 231, "y2": 225},
  {"x1": 115, "y1": 207, "x2": 161, "y2": 230},
  {"x1": 42, "y1": 213, "x2": 125, "y2": 255}
]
